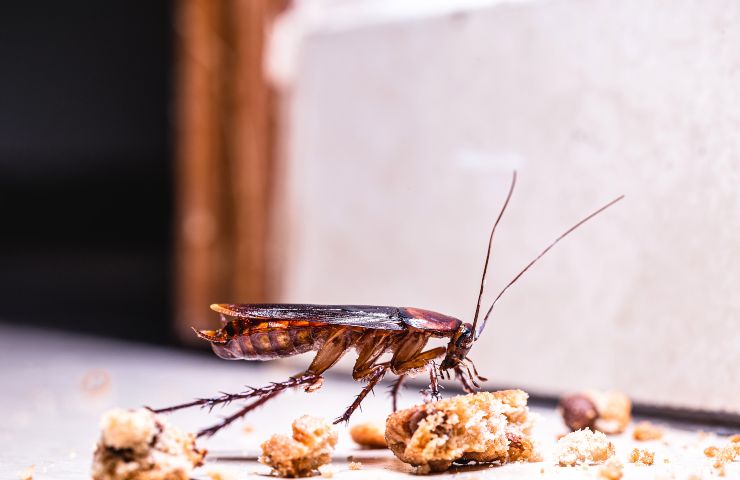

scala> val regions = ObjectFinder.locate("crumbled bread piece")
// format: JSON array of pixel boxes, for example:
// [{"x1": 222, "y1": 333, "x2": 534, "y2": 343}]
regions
[
  {"x1": 560, "y1": 391, "x2": 631, "y2": 434},
  {"x1": 348, "y1": 461, "x2": 363, "y2": 470},
  {"x1": 259, "y1": 415, "x2": 338, "y2": 477},
  {"x1": 597, "y1": 457, "x2": 623, "y2": 479},
  {"x1": 632, "y1": 421, "x2": 663, "y2": 441},
  {"x1": 349, "y1": 421, "x2": 386, "y2": 449},
  {"x1": 18, "y1": 465, "x2": 35, "y2": 480},
  {"x1": 730, "y1": 434, "x2": 740, "y2": 443},
  {"x1": 385, "y1": 390, "x2": 540, "y2": 472},
  {"x1": 242, "y1": 424, "x2": 255, "y2": 434},
  {"x1": 555, "y1": 429, "x2": 615, "y2": 466},
  {"x1": 628, "y1": 448, "x2": 655, "y2": 465},
  {"x1": 91, "y1": 408, "x2": 206, "y2": 480}
]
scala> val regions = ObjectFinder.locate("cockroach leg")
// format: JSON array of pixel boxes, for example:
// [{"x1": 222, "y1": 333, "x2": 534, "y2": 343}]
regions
[
  {"x1": 388, "y1": 375, "x2": 406, "y2": 412},
  {"x1": 197, "y1": 388, "x2": 281, "y2": 438},
  {"x1": 150, "y1": 373, "x2": 321, "y2": 415},
  {"x1": 466, "y1": 358, "x2": 488, "y2": 382},
  {"x1": 453, "y1": 365, "x2": 477, "y2": 393},
  {"x1": 427, "y1": 363, "x2": 441, "y2": 401},
  {"x1": 334, "y1": 366, "x2": 388, "y2": 424}
]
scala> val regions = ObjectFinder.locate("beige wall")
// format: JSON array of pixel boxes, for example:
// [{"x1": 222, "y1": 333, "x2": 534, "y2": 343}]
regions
[{"x1": 268, "y1": 0, "x2": 740, "y2": 414}]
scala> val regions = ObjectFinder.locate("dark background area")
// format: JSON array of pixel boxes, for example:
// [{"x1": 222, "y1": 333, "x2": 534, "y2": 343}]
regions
[{"x1": 0, "y1": 3, "x2": 174, "y2": 343}]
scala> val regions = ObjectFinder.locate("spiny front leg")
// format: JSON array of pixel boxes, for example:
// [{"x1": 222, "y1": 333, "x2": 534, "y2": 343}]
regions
[
  {"x1": 334, "y1": 365, "x2": 388, "y2": 424},
  {"x1": 427, "y1": 362, "x2": 442, "y2": 401}
]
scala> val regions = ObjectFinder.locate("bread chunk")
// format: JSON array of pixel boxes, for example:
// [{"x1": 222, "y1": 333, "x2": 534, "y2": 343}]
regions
[
  {"x1": 555, "y1": 429, "x2": 615, "y2": 466},
  {"x1": 385, "y1": 390, "x2": 540, "y2": 472},
  {"x1": 91, "y1": 408, "x2": 206, "y2": 480},
  {"x1": 259, "y1": 415, "x2": 338, "y2": 477}
]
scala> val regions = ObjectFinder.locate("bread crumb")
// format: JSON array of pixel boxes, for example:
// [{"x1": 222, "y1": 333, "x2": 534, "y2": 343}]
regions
[
  {"x1": 91, "y1": 408, "x2": 206, "y2": 480},
  {"x1": 385, "y1": 390, "x2": 540, "y2": 472},
  {"x1": 597, "y1": 457, "x2": 623, "y2": 479},
  {"x1": 206, "y1": 467, "x2": 238, "y2": 480},
  {"x1": 242, "y1": 424, "x2": 255, "y2": 434},
  {"x1": 730, "y1": 434, "x2": 740, "y2": 443},
  {"x1": 705, "y1": 446, "x2": 719, "y2": 458},
  {"x1": 632, "y1": 421, "x2": 663, "y2": 441},
  {"x1": 80, "y1": 369, "x2": 112, "y2": 397},
  {"x1": 628, "y1": 448, "x2": 654, "y2": 465},
  {"x1": 18, "y1": 465, "x2": 34, "y2": 480},
  {"x1": 260, "y1": 415, "x2": 338, "y2": 477},
  {"x1": 555, "y1": 429, "x2": 615, "y2": 466},
  {"x1": 349, "y1": 421, "x2": 386, "y2": 449},
  {"x1": 348, "y1": 461, "x2": 363, "y2": 470}
]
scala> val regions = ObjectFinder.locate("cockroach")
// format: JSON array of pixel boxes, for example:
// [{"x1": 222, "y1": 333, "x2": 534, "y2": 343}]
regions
[{"x1": 153, "y1": 172, "x2": 623, "y2": 437}]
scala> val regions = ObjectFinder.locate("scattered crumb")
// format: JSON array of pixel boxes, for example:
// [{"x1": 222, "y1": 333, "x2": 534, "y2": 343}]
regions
[
  {"x1": 705, "y1": 446, "x2": 720, "y2": 458},
  {"x1": 628, "y1": 448, "x2": 655, "y2": 465},
  {"x1": 348, "y1": 461, "x2": 363, "y2": 470},
  {"x1": 632, "y1": 421, "x2": 663, "y2": 441},
  {"x1": 91, "y1": 408, "x2": 206, "y2": 480},
  {"x1": 663, "y1": 458, "x2": 670, "y2": 463},
  {"x1": 707, "y1": 438, "x2": 740, "y2": 470},
  {"x1": 385, "y1": 389, "x2": 541, "y2": 472},
  {"x1": 540, "y1": 466, "x2": 545, "y2": 474},
  {"x1": 242, "y1": 424, "x2": 255, "y2": 434},
  {"x1": 259, "y1": 415, "x2": 338, "y2": 477},
  {"x1": 206, "y1": 467, "x2": 238, "y2": 480},
  {"x1": 349, "y1": 421, "x2": 387, "y2": 449},
  {"x1": 555, "y1": 429, "x2": 615, "y2": 466},
  {"x1": 18, "y1": 465, "x2": 34, "y2": 480},
  {"x1": 686, "y1": 474, "x2": 702, "y2": 480},
  {"x1": 597, "y1": 457, "x2": 623, "y2": 479},
  {"x1": 560, "y1": 390, "x2": 631, "y2": 434},
  {"x1": 730, "y1": 434, "x2": 740, "y2": 443}
]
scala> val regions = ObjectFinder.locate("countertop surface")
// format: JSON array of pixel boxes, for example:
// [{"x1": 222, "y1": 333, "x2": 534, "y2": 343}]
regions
[{"x1": 0, "y1": 325, "x2": 735, "y2": 479}]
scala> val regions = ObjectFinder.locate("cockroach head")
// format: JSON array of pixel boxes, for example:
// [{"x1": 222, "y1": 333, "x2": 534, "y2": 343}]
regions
[{"x1": 440, "y1": 322, "x2": 474, "y2": 370}]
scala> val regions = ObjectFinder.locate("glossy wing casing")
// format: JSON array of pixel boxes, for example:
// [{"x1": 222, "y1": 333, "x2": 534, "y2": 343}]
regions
[{"x1": 210, "y1": 303, "x2": 461, "y2": 335}]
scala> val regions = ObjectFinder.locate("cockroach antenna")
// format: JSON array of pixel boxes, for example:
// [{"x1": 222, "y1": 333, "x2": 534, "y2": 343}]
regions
[
  {"x1": 470, "y1": 171, "x2": 518, "y2": 338},
  {"x1": 474, "y1": 192, "x2": 625, "y2": 339}
]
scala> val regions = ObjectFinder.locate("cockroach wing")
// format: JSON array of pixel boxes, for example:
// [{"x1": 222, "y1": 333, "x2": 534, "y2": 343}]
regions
[
  {"x1": 211, "y1": 304, "x2": 407, "y2": 331},
  {"x1": 399, "y1": 307, "x2": 462, "y2": 333}
]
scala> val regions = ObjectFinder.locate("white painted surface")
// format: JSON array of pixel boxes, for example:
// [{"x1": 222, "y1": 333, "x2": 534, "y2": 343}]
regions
[{"x1": 268, "y1": 0, "x2": 740, "y2": 413}]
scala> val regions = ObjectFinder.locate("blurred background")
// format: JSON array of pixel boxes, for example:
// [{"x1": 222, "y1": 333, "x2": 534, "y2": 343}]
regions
[{"x1": 2, "y1": 0, "x2": 739, "y2": 415}]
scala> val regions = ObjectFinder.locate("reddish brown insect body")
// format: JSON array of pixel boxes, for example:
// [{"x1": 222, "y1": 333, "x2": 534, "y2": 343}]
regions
[{"x1": 153, "y1": 173, "x2": 623, "y2": 437}]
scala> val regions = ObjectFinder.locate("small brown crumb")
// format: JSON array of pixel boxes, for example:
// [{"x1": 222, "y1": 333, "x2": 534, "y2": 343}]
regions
[
  {"x1": 705, "y1": 446, "x2": 720, "y2": 458},
  {"x1": 555, "y1": 429, "x2": 615, "y2": 466},
  {"x1": 730, "y1": 434, "x2": 740, "y2": 443},
  {"x1": 559, "y1": 390, "x2": 631, "y2": 434},
  {"x1": 206, "y1": 468, "x2": 238, "y2": 480},
  {"x1": 348, "y1": 461, "x2": 363, "y2": 470},
  {"x1": 628, "y1": 448, "x2": 655, "y2": 465},
  {"x1": 385, "y1": 390, "x2": 540, "y2": 472},
  {"x1": 349, "y1": 421, "x2": 386, "y2": 449},
  {"x1": 632, "y1": 421, "x2": 663, "y2": 441},
  {"x1": 597, "y1": 457, "x2": 623, "y2": 479},
  {"x1": 242, "y1": 424, "x2": 255, "y2": 434},
  {"x1": 260, "y1": 415, "x2": 338, "y2": 477},
  {"x1": 18, "y1": 465, "x2": 35, "y2": 480},
  {"x1": 91, "y1": 408, "x2": 206, "y2": 480}
]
